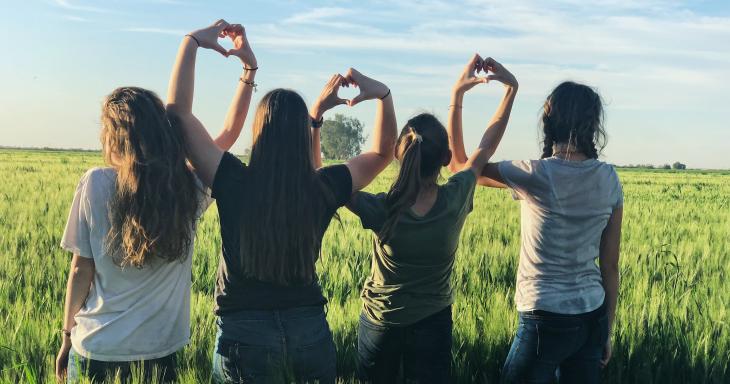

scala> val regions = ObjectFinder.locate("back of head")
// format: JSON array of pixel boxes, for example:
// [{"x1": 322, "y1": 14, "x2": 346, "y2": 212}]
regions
[
  {"x1": 101, "y1": 86, "x2": 199, "y2": 267},
  {"x1": 379, "y1": 113, "x2": 450, "y2": 243},
  {"x1": 239, "y1": 88, "x2": 331, "y2": 285},
  {"x1": 540, "y1": 81, "x2": 606, "y2": 159}
]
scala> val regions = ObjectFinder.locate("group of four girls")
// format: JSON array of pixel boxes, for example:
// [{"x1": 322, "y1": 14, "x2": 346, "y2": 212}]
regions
[{"x1": 56, "y1": 20, "x2": 623, "y2": 384}]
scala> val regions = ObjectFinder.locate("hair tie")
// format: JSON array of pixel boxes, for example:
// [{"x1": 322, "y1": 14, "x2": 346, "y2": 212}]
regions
[{"x1": 410, "y1": 128, "x2": 423, "y2": 143}]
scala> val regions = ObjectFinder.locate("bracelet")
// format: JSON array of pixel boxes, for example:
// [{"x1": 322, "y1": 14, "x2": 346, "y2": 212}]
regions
[
  {"x1": 60, "y1": 329, "x2": 71, "y2": 338},
  {"x1": 184, "y1": 34, "x2": 200, "y2": 47},
  {"x1": 449, "y1": 104, "x2": 463, "y2": 109},
  {"x1": 244, "y1": 66, "x2": 258, "y2": 71},
  {"x1": 379, "y1": 89, "x2": 391, "y2": 100},
  {"x1": 239, "y1": 77, "x2": 257, "y2": 92},
  {"x1": 311, "y1": 116, "x2": 324, "y2": 129}
]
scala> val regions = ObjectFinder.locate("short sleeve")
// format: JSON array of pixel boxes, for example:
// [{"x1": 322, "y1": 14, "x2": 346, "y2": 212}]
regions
[
  {"x1": 194, "y1": 175, "x2": 214, "y2": 218},
  {"x1": 350, "y1": 192, "x2": 388, "y2": 231},
  {"x1": 317, "y1": 164, "x2": 353, "y2": 208},
  {"x1": 613, "y1": 169, "x2": 624, "y2": 209},
  {"x1": 212, "y1": 152, "x2": 247, "y2": 204},
  {"x1": 443, "y1": 170, "x2": 477, "y2": 214},
  {"x1": 498, "y1": 160, "x2": 540, "y2": 201},
  {"x1": 60, "y1": 172, "x2": 94, "y2": 258}
]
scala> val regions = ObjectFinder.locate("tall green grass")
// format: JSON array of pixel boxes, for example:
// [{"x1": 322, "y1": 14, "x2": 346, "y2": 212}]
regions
[{"x1": 0, "y1": 149, "x2": 728, "y2": 383}]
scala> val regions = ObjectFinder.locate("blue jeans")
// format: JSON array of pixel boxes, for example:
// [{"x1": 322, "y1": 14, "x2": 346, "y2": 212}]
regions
[
  {"x1": 66, "y1": 348, "x2": 177, "y2": 383},
  {"x1": 501, "y1": 302, "x2": 609, "y2": 384},
  {"x1": 357, "y1": 306, "x2": 453, "y2": 384},
  {"x1": 212, "y1": 305, "x2": 336, "y2": 384}
]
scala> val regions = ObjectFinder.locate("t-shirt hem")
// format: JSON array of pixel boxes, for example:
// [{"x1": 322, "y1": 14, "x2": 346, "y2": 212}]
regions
[
  {"x1": 60, "y1": 242, "x2": 92, "y2": 258},
  {"x1": 70, "y1": 339, "x2": 188, "y2": 362},
  {"x1": 515, "y1": 295, "x2": 606, "y2": 315}
]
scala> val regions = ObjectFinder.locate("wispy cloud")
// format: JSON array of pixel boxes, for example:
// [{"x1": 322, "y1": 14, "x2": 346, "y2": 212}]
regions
[
  {"x1": 122, "y1": 27, "x2": 187, "y2": 36},
  {"x1": 53, "y1": 0, "x2": 111, "y2": 13},
  {"x1": 61, "y1": 14, "x2": 89, "y2": 22}
]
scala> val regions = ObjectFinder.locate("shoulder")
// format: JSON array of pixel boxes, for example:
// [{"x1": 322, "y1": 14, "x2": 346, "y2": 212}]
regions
[
  {"x1": 317, "y1": 163, "x2": 352, "y2": 181},
  {"x1": 317, "y1": 164, "x2": 353, "y2": 205},
  {"x1": 79, "y1": 167, "x2": 116, "y2": 194},
  {"x1": 212, "y1": 152, "x2": 247, "y2": 199},
  {"x1": 443, "y1": 169, "x2": 477, "y2": 193}
]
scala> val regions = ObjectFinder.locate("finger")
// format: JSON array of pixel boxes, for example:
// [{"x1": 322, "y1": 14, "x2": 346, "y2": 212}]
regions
[
  {"x1": 348, "y1": 92, "x2": 366, "y2": 107},
  {"x1": 483, "y1": 57, "x2": 498, "y2": 72},
  {"x1": 467, "y1": 53, "x2": 481, "y2": 73},
  {"x1": 212, "y1": 43, "x2": 228, "y2": 57},
  {"x1": 337, "y1": 98, "x2": 348, "y2": 105}
]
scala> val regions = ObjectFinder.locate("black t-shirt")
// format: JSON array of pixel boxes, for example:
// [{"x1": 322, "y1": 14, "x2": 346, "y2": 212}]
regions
[{"x1": 211, "y1": 152, "x2": 352, "y2": 314}]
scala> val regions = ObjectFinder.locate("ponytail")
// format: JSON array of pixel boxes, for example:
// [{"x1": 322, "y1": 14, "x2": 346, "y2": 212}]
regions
[{"x1": 379, "y1": 128, "x2": 423, "y2": 244}]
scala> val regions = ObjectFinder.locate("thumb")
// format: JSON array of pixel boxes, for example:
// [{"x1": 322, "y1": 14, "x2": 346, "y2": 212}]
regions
[
  {"x1": 486, "y1": 75, "x2": 502, "y2": 83},
  {"x1": 348, "y1": 92, "x2": 367, "y2": 107},
  {"x1": 337, "y1": 98, "x2": 348, "y2": 106},
  {"x1": 212, "y1": 42, "x2": 228, "y2": 57}
]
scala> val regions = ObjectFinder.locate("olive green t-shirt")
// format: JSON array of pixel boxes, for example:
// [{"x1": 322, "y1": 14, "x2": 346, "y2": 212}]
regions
[{"x1": 350, "y1": 170, "x2": 476, "y2": 326}]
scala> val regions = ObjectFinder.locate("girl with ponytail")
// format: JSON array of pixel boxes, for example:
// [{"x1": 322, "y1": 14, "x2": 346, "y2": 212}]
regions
[
  {"x1": 347, "y1": 54, "x2": 517, "y2": 383},
  {"x1": 449, "y1": 78, "x2": 623, "y2": 382}
]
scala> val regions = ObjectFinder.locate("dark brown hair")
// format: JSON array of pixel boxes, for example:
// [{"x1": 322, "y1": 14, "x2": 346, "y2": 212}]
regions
[
  {"x1": 541, "y1": 81, "x2": 606, "y2": 159},
  {"x1": 379, "y1": 113, "x2": 449, "y2": 244},
  {"x1": 101, "y1": 87, "x2": 200, "y2": 267},
  {"x1": 239, "y1": 89, "x2": 334, "y2": 285}
]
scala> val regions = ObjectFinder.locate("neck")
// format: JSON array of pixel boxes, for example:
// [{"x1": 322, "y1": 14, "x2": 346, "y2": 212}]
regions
[{"x1": 552, "y1": 143, "x2": 588, "y2": 161}]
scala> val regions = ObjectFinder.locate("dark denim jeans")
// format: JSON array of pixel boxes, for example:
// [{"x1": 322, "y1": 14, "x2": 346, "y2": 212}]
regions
[
  {"x1": 212, "y1": 305, "x2": 336, "y2": 384},
  {"x1": 501, "y1": 302, "x2": 609, "y2": 384},
  {"x1": 66, "y1": 348, "x2": 177, "y2": 383},
  {"x1": 357, "y1": 306, "x2": 453, "y2": 384}
]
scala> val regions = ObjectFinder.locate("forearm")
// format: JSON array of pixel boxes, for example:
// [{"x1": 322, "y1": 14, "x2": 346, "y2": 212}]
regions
[
  {"x1": 166, "y1": 37, "x2": 198, "y2": 116},
  {"x1": 62, "y1": 256, "x2": 94, "y2": 333},
  {"x1": 214, "y1": 69, "x2": 256, "y2": 151},
  {"x1": 311, "y1": 126, "x2": 323, "y2": 168},
  {"x1": 369, "y1": 93, "x2": 396, "y2": 159},
  {"x1": 448, "y1": 92, "x2": 468, "y2": 172},
  {"x1": 478, "y1": 86, "x2": 517, "y2": 158},
  {"x1": 601, "y1": 267, "x2": 619, "y2": 335}
]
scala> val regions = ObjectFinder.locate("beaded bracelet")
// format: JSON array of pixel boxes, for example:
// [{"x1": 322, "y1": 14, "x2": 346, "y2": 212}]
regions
[{"x1": 239, "y1": 77, "x2": 257, "y2": 92}]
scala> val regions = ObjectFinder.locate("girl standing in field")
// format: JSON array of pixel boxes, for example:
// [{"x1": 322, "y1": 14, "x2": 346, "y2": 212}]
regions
[
  {"x1": 448, "y1": 80, "x2": 623, "y2": 383},
  {"x1": 55, "y1": 24, "x2": 256, "y2": 383},
  {"x1": 166, "y1": 20, "x2": 397, "y2": 384},
  {"x1": 339, "y1": 55, "x2": 518, "y2": 383}
]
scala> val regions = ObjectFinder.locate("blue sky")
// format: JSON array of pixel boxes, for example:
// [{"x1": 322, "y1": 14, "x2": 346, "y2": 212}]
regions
[{"x1": 1, "y1": 0, "x2": 729, "y2": 168}]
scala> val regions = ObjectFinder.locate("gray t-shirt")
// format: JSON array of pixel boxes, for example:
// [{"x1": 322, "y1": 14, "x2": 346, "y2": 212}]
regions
[
  {"x1": 60, "y1": 167, "x2": 211, "y2": 361},
  {"x1": 499, "y1": 157, "x2": 623, "y2": 314}
]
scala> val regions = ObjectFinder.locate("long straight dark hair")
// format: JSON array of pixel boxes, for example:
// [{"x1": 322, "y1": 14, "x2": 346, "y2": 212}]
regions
[
  {"x1": 238, "y1": 89, "x2": 334, "y2": 285},
  {"x1": 541, "y1": 81, "x2": 606, "y2": 159},
  {"x1": 379, "y1": 113, "x2": 449, "y2": 244},
  {"x1": 102, "y1": 87, "x2": 200, "y2": 267}
]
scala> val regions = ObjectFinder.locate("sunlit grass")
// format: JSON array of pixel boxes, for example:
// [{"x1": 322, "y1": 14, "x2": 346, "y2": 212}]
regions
[{"x1": 0, "y1": 149, "x2": 728, "y2": 383}]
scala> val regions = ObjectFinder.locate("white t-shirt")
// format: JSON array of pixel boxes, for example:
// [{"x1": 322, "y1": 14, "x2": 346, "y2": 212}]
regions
[
  {"x1": 499, "y1": 157, "x2": 623, "y2": 314},
  {"x1": 60, "y1": 167, "x2": 211, "y2": 361}
]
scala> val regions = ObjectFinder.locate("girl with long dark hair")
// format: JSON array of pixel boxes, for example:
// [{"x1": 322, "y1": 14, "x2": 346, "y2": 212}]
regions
[{"x1": 166, "y1": 21, "x2": 397, "y2": 383}]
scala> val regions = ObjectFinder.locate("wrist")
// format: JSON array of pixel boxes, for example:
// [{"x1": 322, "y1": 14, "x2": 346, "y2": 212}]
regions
[
  {"x1": 451, "y1": 91, "x2": 465, "y2": 103},
  {"x1": 241, "y1": 70, "x2": 257, "y2": 82}
]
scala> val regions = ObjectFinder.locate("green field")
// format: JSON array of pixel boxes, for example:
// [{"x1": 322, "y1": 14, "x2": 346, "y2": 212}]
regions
[{"x1": 0, "y1": 148, "x2": 728, "y2": 383}]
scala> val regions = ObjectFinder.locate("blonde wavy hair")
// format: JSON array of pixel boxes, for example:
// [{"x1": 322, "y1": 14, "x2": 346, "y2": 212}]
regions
[{"x1": 101, "y1": 87, "x2": 200, "y2": 267}]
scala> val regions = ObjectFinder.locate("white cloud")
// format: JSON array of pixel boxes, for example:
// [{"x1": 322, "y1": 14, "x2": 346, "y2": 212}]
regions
[
  {"x1": 122, "y1": 27, "x2": 187, "y2": 36},
  {"x1": 53, "y1": 0, "x2": 111, "y2": 13}
]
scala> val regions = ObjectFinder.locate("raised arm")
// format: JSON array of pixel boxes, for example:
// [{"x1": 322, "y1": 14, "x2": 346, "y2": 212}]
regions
[
  {"x1": 458, "y1": 57, "x2": 518, "y2": 177},
  {"x1": 166, "y1": 20, "x2": 229, "y2": 187},
  {"x1": 310, "y1": 74, "x2": 349, "y2": 168},
  {"x1": 599, "y1": 206, "x2": 623, "y2": 369},
  {"x1": 447, "y1": 53, "x2": 485, "y2": 173},
  {"x1": 343, "y1": 68, "x2": 397, "y2": 192},
  {"x1": 55, "y1": 255, "x2": 94, "y2": 381},
  {"x1": 213, "y1": 24, "x2": 258, "y2": 151}
]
